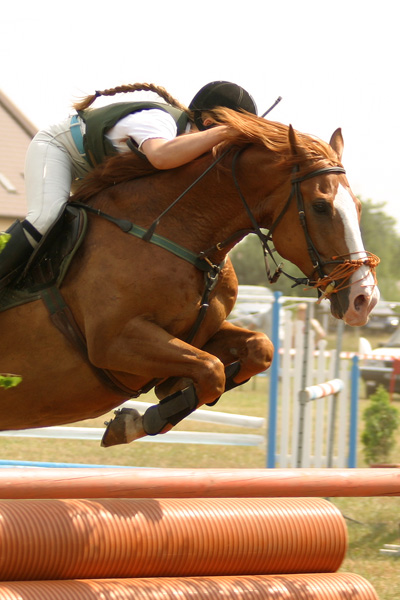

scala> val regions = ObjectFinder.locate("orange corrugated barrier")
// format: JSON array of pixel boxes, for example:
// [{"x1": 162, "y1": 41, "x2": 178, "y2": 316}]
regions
[
  {"x1": 0, "y1": 573, "x2": 379, "y2": 599},
  {"x1": 0, "y1": 467, "x2": 398, "y2": 499},
  {"x1": 0, "y1": 497, "x2": 346, "y2": 581}
]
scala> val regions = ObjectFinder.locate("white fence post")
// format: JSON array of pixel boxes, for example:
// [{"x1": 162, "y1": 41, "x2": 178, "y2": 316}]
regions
[
  {"x1": 276, "y1": 299, "x2": 350, "y2": 468},
  {"x1": 297, "y1": 378, "x2": 345, "y2": 467}
]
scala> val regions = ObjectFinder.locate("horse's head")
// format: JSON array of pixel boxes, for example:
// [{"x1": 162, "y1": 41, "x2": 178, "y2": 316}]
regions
[{"x1": 268, "y1": 127, "x2": 379, "y2": 326}]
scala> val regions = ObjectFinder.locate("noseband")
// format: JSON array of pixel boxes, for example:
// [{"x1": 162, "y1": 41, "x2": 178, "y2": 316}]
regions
[{"x1": 231, "y1": 150, "x2": 379, "y2": 299}]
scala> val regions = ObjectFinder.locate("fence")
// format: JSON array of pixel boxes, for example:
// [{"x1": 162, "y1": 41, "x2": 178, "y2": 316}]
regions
[
  {"x1": 297, "y1": 378, "x2": 344, "y2": 468},
  {"x1": 267, "y1": 295, "x2": 352, "y2": 469},
  {"x1": 0, "y1": 403, "x2": 265, "y2": 448},
  {"x1": 0, "y1": 291, "x2": 367, "y2": 469}
]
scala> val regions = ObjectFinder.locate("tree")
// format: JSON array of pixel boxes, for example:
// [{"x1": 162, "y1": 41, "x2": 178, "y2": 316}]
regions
[
  {"x1": 229, "y1": 233, "x2": 309, "y2": 297},
  {"x1": 361, "y1": 385, "x2": 400, "y2": 464},
  {"x1": 360, "y1": 198, "x2": 400, "y2": 301}
]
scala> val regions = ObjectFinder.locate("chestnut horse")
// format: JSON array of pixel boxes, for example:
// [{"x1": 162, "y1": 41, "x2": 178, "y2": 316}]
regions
[{"x1": 0, "y1": 111, "x2": 379, "y2": 445}]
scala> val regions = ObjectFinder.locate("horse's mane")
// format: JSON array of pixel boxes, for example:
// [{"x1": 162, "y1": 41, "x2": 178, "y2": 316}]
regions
[
  {"x1": 213, "y1": 108, "x2": 341, "y2": 168},
  {"x1": 72, "y1": 108, "x2": 342, "y2": 203},
  {"x1": 72, "y1": 152, "x2": 159, "y2": 203}
]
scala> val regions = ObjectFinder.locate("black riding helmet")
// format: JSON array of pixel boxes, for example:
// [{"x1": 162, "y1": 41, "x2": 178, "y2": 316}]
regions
[{"x1": 189, "y1": 81, "x2": 257, "y2": 131}]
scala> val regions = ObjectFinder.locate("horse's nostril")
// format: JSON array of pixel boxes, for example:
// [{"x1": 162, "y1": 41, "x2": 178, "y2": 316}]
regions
[
  {"x1": 353, "y1": 292, "x2": 379, "y2": 314},
  {"x1": 354, "y1": 294, "x2": 367, "y2": 313}
]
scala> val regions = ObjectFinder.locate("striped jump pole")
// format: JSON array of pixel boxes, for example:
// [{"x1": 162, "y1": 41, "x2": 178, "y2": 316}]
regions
[{"x1": 297, "y1": 378, "x2": 344, "y2": 468}]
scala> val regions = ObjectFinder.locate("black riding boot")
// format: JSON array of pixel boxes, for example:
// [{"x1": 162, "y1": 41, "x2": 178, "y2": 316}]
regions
[{"x1": 0, "y1": 220, "x2": 36, "y2": 290}]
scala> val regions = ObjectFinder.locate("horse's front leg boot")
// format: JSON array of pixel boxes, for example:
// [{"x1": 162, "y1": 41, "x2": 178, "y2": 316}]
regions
[
  {"x1": 101, "y1": 407, "x2": 145, "y2": 447},
  {"x1": 143, "y1": 384, "x2": 199, "y2": 436}
]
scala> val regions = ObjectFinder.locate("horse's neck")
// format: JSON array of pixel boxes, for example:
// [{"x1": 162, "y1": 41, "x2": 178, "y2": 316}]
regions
[{"x1": 107, "y1": 150, "x2": 289, "y2": 257}]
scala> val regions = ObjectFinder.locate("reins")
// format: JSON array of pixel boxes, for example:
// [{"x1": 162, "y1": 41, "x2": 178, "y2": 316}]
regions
[
  {"x1": 141, "y1": 147, "x2": 232, "y2": 243},
  {"x1": 140, "y1": 96, "x2": 283, "y2": 244}
]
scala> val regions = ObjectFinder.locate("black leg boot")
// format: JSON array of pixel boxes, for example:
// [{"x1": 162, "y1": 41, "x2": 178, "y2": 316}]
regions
[{"x1": 0, "y1": 220, "x2": 36, "y2": 290}]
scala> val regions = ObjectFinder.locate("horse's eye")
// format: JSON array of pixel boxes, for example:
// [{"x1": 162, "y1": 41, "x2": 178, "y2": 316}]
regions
[{"x1": 312, "y1": 200, "x2": 329, "y2": 214}]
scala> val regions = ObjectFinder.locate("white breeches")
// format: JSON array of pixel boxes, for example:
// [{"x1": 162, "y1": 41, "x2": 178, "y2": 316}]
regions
[
  {"x1": 24, "y1": 117, "x2": 91, "y2": 235},
  {"x1": 24, "y1": 109, "x2": 177, "y2": 237}
]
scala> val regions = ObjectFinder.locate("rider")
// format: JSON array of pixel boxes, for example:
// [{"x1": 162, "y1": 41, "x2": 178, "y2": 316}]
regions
[{"x1": 0, "y1": 81, "x2": 257, "y2": 289}]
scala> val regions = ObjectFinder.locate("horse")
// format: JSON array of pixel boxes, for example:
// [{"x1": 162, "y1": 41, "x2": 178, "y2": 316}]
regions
[{"x1": 0, "y1": 109, "x2": 379, "y2": 445}]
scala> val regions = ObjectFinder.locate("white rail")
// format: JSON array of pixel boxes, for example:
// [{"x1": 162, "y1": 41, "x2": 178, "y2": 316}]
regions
[{"x1": 0, "y1": 427, "x2": 264, "y2": 447}]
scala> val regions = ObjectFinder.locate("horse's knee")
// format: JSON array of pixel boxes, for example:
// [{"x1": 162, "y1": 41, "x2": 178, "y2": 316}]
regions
[
  {"x1": 156, "y1": 356, "x2": 225, "y2": 406},
  {"x1": 202, "y1": 356, "x2": 226, "y2": 389},
  {"x1": 196, "y1": 356, "x2": 226, "y2": 402},
  {"x1": 246, "y1": 331, "x2": 274, "y2": 370}
]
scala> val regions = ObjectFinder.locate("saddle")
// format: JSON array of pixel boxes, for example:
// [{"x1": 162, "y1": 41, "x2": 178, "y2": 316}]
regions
[{"x1": 0, "y1": 204, "x2": 87, "y2": 313}]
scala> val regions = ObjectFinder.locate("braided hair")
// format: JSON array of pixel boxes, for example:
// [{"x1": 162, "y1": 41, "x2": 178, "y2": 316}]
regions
[{"x1": 73, "y1": 83, "x2": 190, "y2": 113}]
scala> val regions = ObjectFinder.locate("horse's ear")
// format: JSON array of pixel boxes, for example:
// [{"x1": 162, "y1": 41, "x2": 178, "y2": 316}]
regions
[
  {"x1": 329, "y1": 128, "x2": 344, "y2": 161},
  {"x1": 288, "y1": 124, "x2": 306, "y2": 158}
]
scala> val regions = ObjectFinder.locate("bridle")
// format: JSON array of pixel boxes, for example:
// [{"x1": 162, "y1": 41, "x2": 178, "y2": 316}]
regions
[
  {"x1": 75, "y1": 144, "x2": 379, "y2": 308},
  {"x1": 230, "y1": 149, "x2": 379, "y2": 300}
]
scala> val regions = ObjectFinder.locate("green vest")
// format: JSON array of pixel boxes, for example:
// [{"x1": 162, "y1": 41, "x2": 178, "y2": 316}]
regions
[{"x1": 78, "y1": 101, "x2": 190, "y2": 166}]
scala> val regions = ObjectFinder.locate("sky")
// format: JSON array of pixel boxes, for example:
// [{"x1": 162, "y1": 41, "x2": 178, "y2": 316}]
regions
[{"x1": 2, "y1": 0, "x2": 400, "y2": 230}]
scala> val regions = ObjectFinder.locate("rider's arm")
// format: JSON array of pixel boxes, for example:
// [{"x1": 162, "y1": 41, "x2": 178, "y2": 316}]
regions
[
  {"x1": 140, "y1": 126, "x2": 229, "y2": 170},
  {"x1": 106, "y1": 109, "x2": 228, "y2": 170}
]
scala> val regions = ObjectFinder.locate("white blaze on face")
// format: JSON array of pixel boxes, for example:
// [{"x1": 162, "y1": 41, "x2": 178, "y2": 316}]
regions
[
  {"x1": 334, "y1": 184, "x2": 364, "y2": 251},
  {"x1": 333, "y1": 184, "x2": 379, "y2": 322}
]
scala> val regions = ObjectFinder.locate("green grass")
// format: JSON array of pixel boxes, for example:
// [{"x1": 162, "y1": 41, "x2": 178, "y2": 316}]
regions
[
  {"x1": 1, "y1": 341, "x2": 399, "y2": 598},
  {"x1": 336, "y1": 496, "x2": 400, "y2": 597}
]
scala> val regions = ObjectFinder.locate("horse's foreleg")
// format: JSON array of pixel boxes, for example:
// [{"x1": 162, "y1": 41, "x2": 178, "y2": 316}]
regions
[
  {"x1": 88, "y1": 316, "x2": 226, "y2": 403},
  {"x1": 202, "y1": 320, "x2": 274, "y2": 384},
  {"x1": 134, "y1": 323, "x2": 274, "y2": 439},
  {"x1": 99, "y1": 319, "x2": 273, "y2": 446},
  {"x1": 102, "y1": 383, "x2": 201, "y2": 445},
  {"x1": 200, "y1": 321, "x2": 274, "y2": 406},
  {"x1": 155, "y1": 321, "x2": 274, "y2": 400},
  {"x1": 92, "y1": 317, "x2": 227, "y2": 446}
]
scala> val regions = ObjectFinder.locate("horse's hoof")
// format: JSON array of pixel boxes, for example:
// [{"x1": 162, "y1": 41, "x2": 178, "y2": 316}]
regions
[{"x1": 101, "y1": 407, "x2": 146, "y2": 447}]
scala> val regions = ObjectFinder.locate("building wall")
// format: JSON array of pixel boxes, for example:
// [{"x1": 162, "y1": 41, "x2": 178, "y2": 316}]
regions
[{"x1": 0, "y1": 90, "x2": 37, "y2": 231}]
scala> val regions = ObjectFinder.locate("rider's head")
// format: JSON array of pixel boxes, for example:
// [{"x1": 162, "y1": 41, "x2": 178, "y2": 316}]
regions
[{"x1": 189, "y1": 81, "x2": 257, "y2": 130}]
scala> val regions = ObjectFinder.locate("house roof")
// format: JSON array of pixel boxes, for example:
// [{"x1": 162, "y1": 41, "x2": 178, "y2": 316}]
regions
[{"x1": 0, "y1": 89, "x2": 37, "y2": 219}]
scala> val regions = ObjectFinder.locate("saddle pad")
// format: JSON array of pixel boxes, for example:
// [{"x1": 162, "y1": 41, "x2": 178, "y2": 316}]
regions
[{"x1": 0, "y1": 205, "x2": 88, "y2": 313}]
